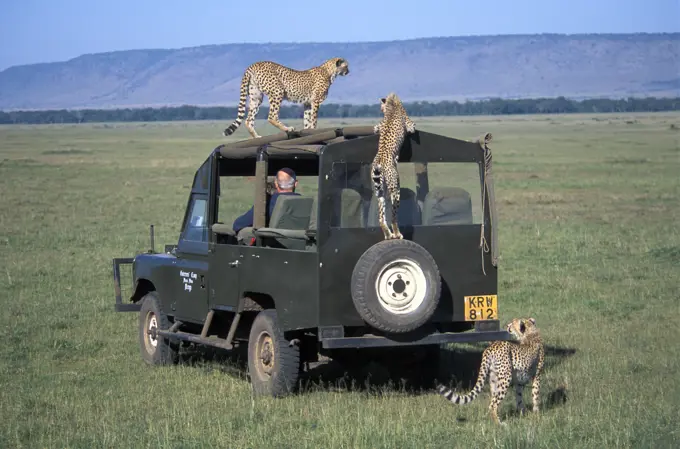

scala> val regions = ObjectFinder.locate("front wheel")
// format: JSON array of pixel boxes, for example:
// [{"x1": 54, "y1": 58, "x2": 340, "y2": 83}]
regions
[
  {"x1": 247, "y1": 309, "x2": 301, "y2": 397},
  {"x1": 138, "y1": 292, "x2": 179, "y2": 366}
]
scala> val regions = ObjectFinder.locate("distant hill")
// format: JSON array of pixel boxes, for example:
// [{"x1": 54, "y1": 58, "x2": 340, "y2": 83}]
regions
[{"x1": 0, "y1": 33, "x2": 678, "y2": 110}]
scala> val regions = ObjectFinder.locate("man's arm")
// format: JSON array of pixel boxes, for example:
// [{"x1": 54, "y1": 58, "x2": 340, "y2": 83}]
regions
[{"x1": 232, "y1": 206, "x2": 254, "y2": 232}]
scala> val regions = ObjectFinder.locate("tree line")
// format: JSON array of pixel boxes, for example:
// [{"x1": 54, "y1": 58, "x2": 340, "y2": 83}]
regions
[{"x1": 1, "y1": 96, "x2": 678, "y2": 125}]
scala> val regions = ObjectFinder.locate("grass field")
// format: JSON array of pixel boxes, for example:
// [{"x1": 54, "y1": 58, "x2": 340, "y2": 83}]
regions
[{"x1": 1, "y1": 113, "x2": 679, "y2": 448}]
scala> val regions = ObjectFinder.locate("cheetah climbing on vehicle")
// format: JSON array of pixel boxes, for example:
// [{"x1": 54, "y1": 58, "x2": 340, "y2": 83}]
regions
[
  {"x1": 222, "y1": 58, "x2": 350, "y2": 139},
  {"x1": 371, "y1": 92, "x2": 416, "y2": 240},
  {"x1": 437, "y1": 317, "x2": 545, "y2": 425}
]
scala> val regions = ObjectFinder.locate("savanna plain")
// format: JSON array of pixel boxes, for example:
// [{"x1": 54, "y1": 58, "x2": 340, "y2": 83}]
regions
[{"x1": 1, "y1": 113, "x2": 679, "y2": 448}]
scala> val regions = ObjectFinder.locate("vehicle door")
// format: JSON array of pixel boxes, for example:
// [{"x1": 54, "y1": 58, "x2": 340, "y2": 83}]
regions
[
  {"x1": 172, "y1": 193, "x2": 211, "y2": 323},
  {"x1": 207, "y1": 238, "x2": 241, "y2": 312},
  {"x1": 207, "y1": 173, "x2": 242, "y2": 312}
]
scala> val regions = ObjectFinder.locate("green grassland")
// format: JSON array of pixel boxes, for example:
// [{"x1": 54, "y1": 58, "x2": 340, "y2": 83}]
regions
[{"x1": 1, "y1": 113, "x2": 679, "y2": 448}]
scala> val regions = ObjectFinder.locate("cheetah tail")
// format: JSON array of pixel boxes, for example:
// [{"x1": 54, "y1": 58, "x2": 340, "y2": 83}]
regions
[
  {"x1": 437, "y1": 356, "x2": 490, "y2": 405},
  {"x1": 223, "y1": 70, "x2": 251, "y2": 137}
]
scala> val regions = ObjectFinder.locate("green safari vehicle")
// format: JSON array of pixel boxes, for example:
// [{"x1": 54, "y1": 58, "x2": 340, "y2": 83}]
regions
[{"x1": 112, "y1": 126, "x2": 510, "y2": 396}]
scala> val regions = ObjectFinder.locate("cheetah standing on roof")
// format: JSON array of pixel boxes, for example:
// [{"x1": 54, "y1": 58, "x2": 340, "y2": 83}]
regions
[
  {"x1": 222, "y1": 58, "x2": 350, "y2": 139},
  {"x1": 371, "y1": 92, "x2": 416, "y2": 240},
  {"x1": 437, "y1": 317, "x2": 545, "y2": 425}
]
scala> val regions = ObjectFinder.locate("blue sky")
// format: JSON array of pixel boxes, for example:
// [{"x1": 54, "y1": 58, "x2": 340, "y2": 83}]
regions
[{"x1": 1, "y1": 0, "x2": 678, "y2": 70}]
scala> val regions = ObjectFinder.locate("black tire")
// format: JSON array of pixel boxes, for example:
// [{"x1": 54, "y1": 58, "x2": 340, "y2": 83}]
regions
[
  {"x1": 247, "y1": 309, "x2": 301, "y2": 397},
  {"x1": 351, "y1": 239, "x2": 441, "y2": 333},
  {"x1": 138, "y1": 292, "x2": 179, "y2": 366}
]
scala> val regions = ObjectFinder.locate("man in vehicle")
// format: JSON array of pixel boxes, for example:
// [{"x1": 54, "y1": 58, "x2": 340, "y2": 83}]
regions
[{"x1": 233, "y1": 168, "x2": 300, "y2": 237}]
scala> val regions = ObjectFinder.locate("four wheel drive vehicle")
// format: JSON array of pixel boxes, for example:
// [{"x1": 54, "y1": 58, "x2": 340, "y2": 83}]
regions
[{"x1": 112, "y1": 126, "x2": 510, "y2": 397}]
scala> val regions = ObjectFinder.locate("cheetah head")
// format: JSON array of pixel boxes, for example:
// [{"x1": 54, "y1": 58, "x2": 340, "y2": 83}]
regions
[
  {"x1": 506, "y1": 317, "x2": 537, "y2": 341},
  {"x1": 380, "y1": 92, "x2": 401, "y2": 114},
  {"x1": 326, "y1": 57, "x2": 350, "y2": 77}
]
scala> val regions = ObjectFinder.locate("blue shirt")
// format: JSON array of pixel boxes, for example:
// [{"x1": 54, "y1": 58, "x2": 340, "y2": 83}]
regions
[{"x1": 232, "y1": 191, "x2": 301, "y2": 232}]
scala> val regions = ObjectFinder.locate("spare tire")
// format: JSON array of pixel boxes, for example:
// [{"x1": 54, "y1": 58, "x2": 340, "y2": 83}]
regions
[{"x1": 350, "y1": 239, "x2": 441, "y2": 333}]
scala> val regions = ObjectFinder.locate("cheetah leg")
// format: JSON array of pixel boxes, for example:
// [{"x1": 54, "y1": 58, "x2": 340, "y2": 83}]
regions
[
  {"x1": 489, "y1": 368, "x2": 498, "y2": 396},
  {"x1": 515, "y1": 384, "x2": 527, "y2": 415},
  {"x1": 307, "y1": 101, "x2": 320, "y2": 130},
  {"x1": 405, "y1": 117, "x2": 416, "y2": 134},
  {"x1": 303, "y1": 103, "x2": 313, "y2": 130},
  {"x1": 245, "y1": 86, "x2": 263, "y2": 139},
  {"x1": 384, "y1": 162, "x2": 403, "y2": 239},
  {"x1": 489, "y1": 369, "x2": 511, "y2": 425},
  {"x1": 532, "y1": 348, "x2": 545, "y2": 414},
  {"x1": 372, "y1": 162, "x2": 393, "y2": 240},
  {"x1": 373, "y1": 121, "x2": 383, "y2": 134},
  {"x1": 531, "y1": 374, "x2": 541, "y2": 413},
  {"x1": 267, "y1": 91, "x2": 295, "y2": 133},
  {"x1": 378, "y1": 196, "x2": 392, "y2": 240}
]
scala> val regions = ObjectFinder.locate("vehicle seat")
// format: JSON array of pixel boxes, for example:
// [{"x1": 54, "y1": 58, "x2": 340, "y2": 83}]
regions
[
  {"x1": 421, "y1": 187, "x2": 474, "y2": 226},
  {"x1": 333, "y1": 188, "x2": 366, "y2": 228},
  {"x1": 305, "y1": 199, "x2": 318, "y2": 251},
  {"x1": 308, "y1": 198, "x2": 318, "y2": 232},
  {"x1": 253, "y1": 195, "x2": 314, "y2": 250},
  {"x1": 367, "y1": 187, "x2": 422, "y2": 228}
]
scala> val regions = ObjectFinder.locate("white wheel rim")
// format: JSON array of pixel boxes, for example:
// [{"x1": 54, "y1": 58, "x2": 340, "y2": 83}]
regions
[
  {"x1": 374, "y1": 258, "x2": 427, "y2": 314},
  {"x1": 147, "y1": 314, "x2": 158, "y2": 348}
]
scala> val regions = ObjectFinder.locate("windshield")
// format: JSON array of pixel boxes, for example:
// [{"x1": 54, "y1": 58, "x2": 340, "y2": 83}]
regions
[{"x1": 328, "y1": 161, "x2": 483, "y2": 229}]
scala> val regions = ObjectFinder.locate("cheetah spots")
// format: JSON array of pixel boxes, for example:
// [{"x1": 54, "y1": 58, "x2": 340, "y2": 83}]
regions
[
  {"x1": 222, "y1": 58, "x2": 348, "y2": 138},
  {"x1": 437, "y1": 318, "x2": 545, "y2": 425}
]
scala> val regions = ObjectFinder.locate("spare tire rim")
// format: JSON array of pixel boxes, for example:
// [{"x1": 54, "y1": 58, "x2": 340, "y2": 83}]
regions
[
  {"x1": 145, "y1": 312, "x2": 158, "y2": 351},
  {"x1": 374, "y1": 258, "x2": 427, "y2": 314}
]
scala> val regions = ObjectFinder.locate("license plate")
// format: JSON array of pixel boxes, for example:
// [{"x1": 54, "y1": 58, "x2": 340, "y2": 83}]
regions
[{"x1": 463, "y1": 295, "x2": 498, "y2": 321}]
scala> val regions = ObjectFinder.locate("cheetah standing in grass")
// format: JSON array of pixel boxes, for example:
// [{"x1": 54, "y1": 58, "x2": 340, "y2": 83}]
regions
[
  {"x1": 371, "y1": 92, "x2": 416, "y2": 240},
  {"x1": 222, "y1": 58, "x2": 350, "y2": 139},
  {"x1": 437, "y1": 317, "x2": 545, "y2": 425}
]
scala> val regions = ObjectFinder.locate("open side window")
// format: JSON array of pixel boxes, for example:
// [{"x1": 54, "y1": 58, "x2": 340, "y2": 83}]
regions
[
  {"x1": 327, "y1": 161, "x2": 483, "y2": 229},
  {"x1": 184, "y1": 195, "x2": 208, "y2": 242},
  {"x1": 178, "y1": 193, "x2": 209, "y2": 254}
]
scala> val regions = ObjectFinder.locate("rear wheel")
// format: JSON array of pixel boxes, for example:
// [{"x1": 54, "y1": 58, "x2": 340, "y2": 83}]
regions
[
  {"x1": 351, "y1": 239, "x2": 441, "y2": 333},
  {"x1": 247, "y1": 309, "x2": 301, "y2": 397},
  {"x1": 138, "y1": 292, "x2": 179, "y2": 366}
]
